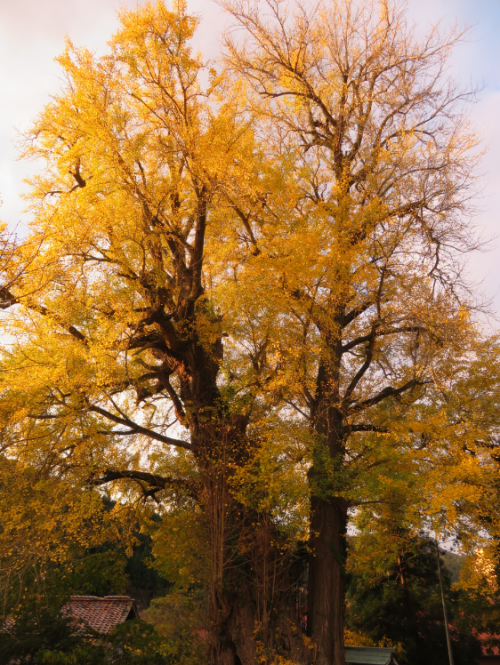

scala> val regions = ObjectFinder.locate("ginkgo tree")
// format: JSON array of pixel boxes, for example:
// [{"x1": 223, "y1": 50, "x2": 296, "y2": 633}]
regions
[
  {"x1": 221, "y1": 0, "x2": 488, "y2": 663},
  {"x1": 0, "y1": 2, "x2": 309, "y2": 663},
  {"x1": 0, "y1": 1, "x2": 497, "y2": 665}
]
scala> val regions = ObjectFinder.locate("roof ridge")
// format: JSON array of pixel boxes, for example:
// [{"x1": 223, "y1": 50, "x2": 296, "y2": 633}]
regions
[
  {"x1": 346, "y1": 647, "x2": 395, "y2": 652},
  {"x1": 70, "y1": 595, "x2": 133, "y2": 601}
]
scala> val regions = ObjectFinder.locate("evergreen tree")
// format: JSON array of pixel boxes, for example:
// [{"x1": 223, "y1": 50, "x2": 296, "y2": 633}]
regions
[{"x1": 346, "y1": 533, "x2": 483, "y2": 665}]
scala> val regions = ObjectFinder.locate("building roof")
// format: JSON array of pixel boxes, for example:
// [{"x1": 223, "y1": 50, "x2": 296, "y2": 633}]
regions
[
  {"x1": 65, "y1": 595, "x2": 139, "y2": 634},
  {"x1": 478, "y1": 632, "x2": 500, "y2": 657},
  {"x1": 345, "y1": 646, "x2": 399, "y2": 665}
]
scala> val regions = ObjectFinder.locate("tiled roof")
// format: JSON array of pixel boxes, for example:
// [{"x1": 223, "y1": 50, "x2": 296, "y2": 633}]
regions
[
  {"x1": 478, "y1": 632, "x2": 500, "y2": 657},
  {"x1": 346, "y1": 647, "x2": 399, "y2": 665},
  {"x1": 64, "y1": 595, "x2": 139, "y2": 634}
]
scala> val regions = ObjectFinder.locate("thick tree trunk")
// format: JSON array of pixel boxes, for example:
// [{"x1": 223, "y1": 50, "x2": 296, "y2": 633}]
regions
[
  {"x1": 219, "y1": 591, "x2": 310, "y2": 665},
  {"x1": 208, "y1": 571, "x2": 310, "y2": 665},
  {"x1": 212, "y1": 591, "x2": 257, "y2": 665},
  {"x1": 175, "y1": 319, "x2": 310, "y2": 665},
  {"x1": 308, "y1": 341, "x2": 347, "y2": 665},
  {"x1": 202, "y1": 468, "x2": 310, "y2": 665},
  {"x1": 308, "y1": 495, "x2": 348, "y2": 665}
]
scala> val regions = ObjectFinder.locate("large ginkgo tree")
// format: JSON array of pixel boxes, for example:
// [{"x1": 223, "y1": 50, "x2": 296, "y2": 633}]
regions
[
  {"x1": 221, "y1": 0, "x2": 488, "y2": 663},
  {"x1": 0, "y1": 2, "x2": 496, "y2": 665},
  {"x1": 0, "y1": 3, "x2": 309, "y2": 663}
]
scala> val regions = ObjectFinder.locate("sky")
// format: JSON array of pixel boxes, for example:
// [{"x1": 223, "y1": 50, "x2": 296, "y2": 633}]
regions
[{"x1": 1, "y1": 0, "x2": 500, "y2": 312}]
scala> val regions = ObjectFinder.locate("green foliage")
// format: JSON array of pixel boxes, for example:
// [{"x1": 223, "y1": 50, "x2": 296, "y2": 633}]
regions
[
  {"x1": 56, "y1": 551, "x2": 128, "y2": 598},
  {"x1": 142, "y1": 591, "x2": 206, "y2": 665},
  {"x1": 37, "y1": 621, "x2": 169, "y2": 665},
  {"x1": 125, "y1": 531, "x2": 171, "y2": 606},
  {"x1": 0, "y1": 599, "x2": 88, "y2": 665},
  {"x1": 346, "y1": 535, "x2": 483, "y2": 665},
  {"x1": 0, "y1": 598, "x2": 170, "y2": 665},
  {"x1": 100, "y1": 619, "x2": 171, "y2": 665}
]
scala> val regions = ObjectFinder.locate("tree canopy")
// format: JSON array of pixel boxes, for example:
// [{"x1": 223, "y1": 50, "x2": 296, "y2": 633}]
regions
[{"x1": 0, "y1": 2, "x2": 498, "y2": 665}]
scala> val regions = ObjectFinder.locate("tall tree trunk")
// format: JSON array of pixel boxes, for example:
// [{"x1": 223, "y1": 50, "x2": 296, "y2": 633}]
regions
[
  {"x1": 308, "y1": 344, "x2": 347, "y2": 665},
  {"x1": 308, "y1": 495, "x2": 348, "y2": 665}
]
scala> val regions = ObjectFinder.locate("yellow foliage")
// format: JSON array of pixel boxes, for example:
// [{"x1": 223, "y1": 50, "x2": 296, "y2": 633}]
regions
[
  {"x1": 459, "y1": 546, "x2": 499, "y2": 596},
  {"x1": 0, "y1": 0, "x2": 498, "y2": 659}
]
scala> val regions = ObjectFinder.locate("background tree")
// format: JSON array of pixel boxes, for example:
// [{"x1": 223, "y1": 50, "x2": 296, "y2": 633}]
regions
[
  {"x1": 0, "y1": 602, "x2": 170, "y2": 665},
  {"x1": 221, "y1": 1, "x2": 482, "y2": 663},
  {"x1": 345, "y1": 509, "x2": 483, "y2": 665}
]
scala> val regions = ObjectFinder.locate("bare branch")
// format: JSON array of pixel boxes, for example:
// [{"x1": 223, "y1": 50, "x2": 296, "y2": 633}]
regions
[
  {"x1": 88, "y1": 405, "x2": 193, "y2": 451},
  {"x1": 89, "y1": 468, "x2": 198, "y2": 499}
]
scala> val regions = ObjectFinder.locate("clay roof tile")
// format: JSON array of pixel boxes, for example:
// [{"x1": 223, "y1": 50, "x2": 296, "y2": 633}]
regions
[{"x1": 64, "y1": 595, "x2": 139, "y2": 634}]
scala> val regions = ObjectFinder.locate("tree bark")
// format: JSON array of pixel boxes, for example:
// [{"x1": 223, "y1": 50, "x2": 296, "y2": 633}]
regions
[
  {"x1": 308, "y1": 496, "x2": 348, "y2": 665},
  {"x1": 308, "y1": 342, "x2": 347, "y2": 665},
  {"x1": 202, "y1": 474, "x2": 310, "y2": 665}
]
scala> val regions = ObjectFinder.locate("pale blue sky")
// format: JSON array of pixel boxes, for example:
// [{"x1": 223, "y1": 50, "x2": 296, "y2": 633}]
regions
[{"x1": 1, "y1": 0, "x2": 500, "y2": 311}]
